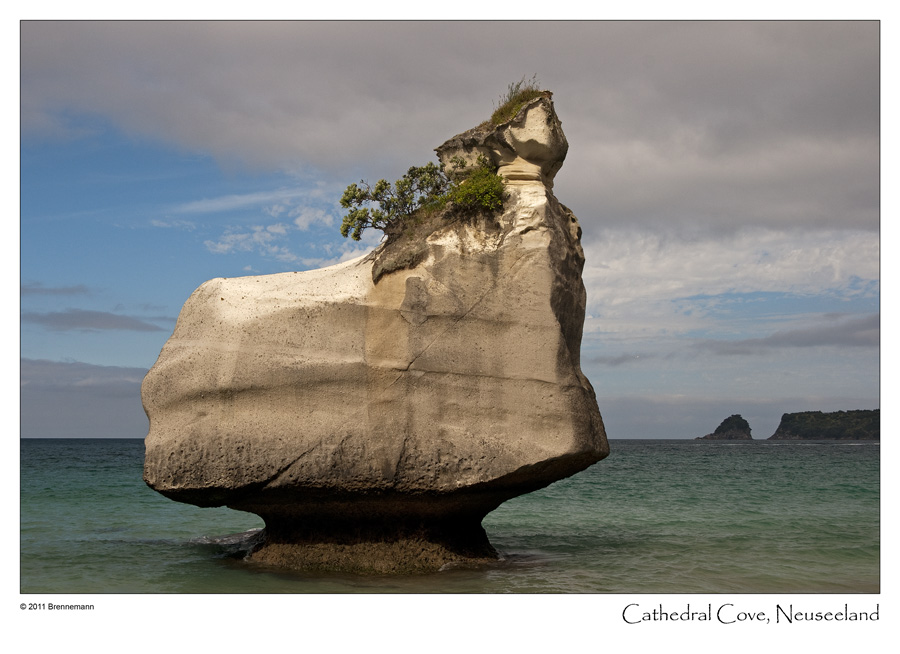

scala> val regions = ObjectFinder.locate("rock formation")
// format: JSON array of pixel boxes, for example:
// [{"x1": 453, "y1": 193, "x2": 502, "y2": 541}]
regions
[
  {"x1": 435, "y1": 91, "x2": 566, "y2": 189},
  {"x1": 697, "y1": 414, "x2": 753, "y2": 440},
  {"x1": 142, "y1": 94, "x2": 609, "y2": 573},
  {"x1": 768, "y1": 410, "x2": 879, "y2": 440}
]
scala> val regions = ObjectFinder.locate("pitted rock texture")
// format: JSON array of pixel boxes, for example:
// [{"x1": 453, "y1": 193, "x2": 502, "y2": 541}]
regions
[{"x1": 143, "y1": 96, "x2": 608, "y2": 572}]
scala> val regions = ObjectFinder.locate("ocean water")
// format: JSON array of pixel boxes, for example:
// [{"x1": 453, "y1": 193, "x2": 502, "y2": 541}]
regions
[{"x1": 19, "y1": 438, "x2": 879, "y2": 594}]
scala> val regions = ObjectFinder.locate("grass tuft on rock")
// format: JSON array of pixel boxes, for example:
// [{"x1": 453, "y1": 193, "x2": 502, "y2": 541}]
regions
[{"x1": 490, "y1": 74, "x2": 546, "y2": 126}]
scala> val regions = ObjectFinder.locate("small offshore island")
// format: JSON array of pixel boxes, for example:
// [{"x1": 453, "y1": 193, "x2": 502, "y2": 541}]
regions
[
  {"x1": 696, "y1": 414, "x2": 752, "y2": 440},
  {"x1": 697, "y1": 410, "x2": 879, "y2": 440}
]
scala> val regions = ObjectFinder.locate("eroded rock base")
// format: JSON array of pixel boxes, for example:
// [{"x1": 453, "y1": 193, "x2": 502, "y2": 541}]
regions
[{"x1": 247, "y1": 520, "x2": 498, "y2": 574}]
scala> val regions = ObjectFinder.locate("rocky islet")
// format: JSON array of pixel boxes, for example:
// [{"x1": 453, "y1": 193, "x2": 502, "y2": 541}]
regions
[
  {"x1": 696, "y1": 414, "x2": 753, "y2": 440},
  {"x1": 698, "y1": 410, "x2": 879, "y2": 441}
]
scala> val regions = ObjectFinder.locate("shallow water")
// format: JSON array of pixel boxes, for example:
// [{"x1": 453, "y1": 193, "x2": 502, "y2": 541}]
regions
[{"x1": 20, "y1": 438, "x2": 879, "y2": 593}]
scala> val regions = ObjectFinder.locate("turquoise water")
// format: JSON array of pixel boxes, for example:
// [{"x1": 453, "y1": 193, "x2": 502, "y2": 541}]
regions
[{"x1": 20, "y1": 438, "x2": 879, "y2": 593}]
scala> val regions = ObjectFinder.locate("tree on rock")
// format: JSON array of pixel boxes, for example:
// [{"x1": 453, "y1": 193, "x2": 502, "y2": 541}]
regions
[
  {"x1": 339, "y1": 162, "x2": 449, "y2": 241},
  {"x1": 339, "y1": 157, "x2": 505, "y2": 241}
]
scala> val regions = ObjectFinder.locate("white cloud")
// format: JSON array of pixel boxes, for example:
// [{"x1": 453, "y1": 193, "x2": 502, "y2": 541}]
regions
[
  {"x1": 21, "y1": 308, "x2": 167, "y2": 332},
  {"x1": 21, "y1": 281, "x2": 90, "y2": 296},
  {"x1": 204, "y1": 223, "x2": 301, "y2": 262},
  {"x1": 692, "y1": 313, "x2": 879, "y2": 354},
  {"x1": 21, "y1": 359, "x2": 149, "y2": 438},
  {"x1": 582, "y1": 226, "x2": 878, "y2": 340},
  {"x1": 300, "y1": 243, "x2": 378, "y2": 270},
  {"x1": 21, "y1": 21, "x2": 877, "y2": 233},
  {"x1": 292, "y1": 207, "x2": 333, "y2": 230},
  {"x1": 567, "y1": 131, "x2": 877, "y2": 232},
  {"x1": 264, "y1": 204, "x2": 287, "y2": 218},
  {"x1": 18, "y1": 21, "x2": 882, "y2": 440},
  {"x1": 150, "y1": 218, "x2": 196, "y2": 230},
  {"x1": 21, "y1": 358, "x2": 147, "y2": 395},
  {"x1": 579, "y1": 224, "x2": 879, "y2": 408},
  {"x1": 204, "y1": 232, "x2": 249, "y2": 254},
  {"x1": 173, "y1": 182, "x2": 338, "y2": 251},
  {"x1": 175, "y1": 188, "x2": 311, "y2": 214}
]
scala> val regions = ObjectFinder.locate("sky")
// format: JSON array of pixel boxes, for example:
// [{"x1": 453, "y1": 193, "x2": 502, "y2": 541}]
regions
[{"x1": 18, "y1": 19, "x2": 882, "y2": 440}]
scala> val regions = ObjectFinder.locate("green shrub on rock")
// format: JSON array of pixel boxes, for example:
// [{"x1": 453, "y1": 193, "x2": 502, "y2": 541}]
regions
[
  {"x1": 338, "y1": 78, "x2": 558, "y2": 241},
  {"x1": 339, "y1": 157, "x2": 505, "y2": 241},
  {"x1": 446, "y1": 156, "x2": 505, "y2": 213},
  {"x1": 339, "y1": 162, "x2": 449, "y2": 241}
]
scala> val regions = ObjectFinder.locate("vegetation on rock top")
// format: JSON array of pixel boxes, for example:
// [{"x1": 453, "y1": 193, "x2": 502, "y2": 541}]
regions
[
  {"x1": 339, "y1": 162, "x2": 448, "y2": 241},
  {"x1": 339, "y1": 156, "x2": 505, "y2": 242},
  {"x1": 715, "y1": 414, "x2": 751, "y2": 435},
  {"x1": 768, "y1": 410, "x2": 879, "y2": 440},
  {"x1": 489, "y1": 74, "x2": 548, "y2": 126},
  {"x1": 696, "y1": 413, "x2": 753, "y2": 439},
  {"x1": 339, "y1": 77, "x2": 550, "y2": 247}
]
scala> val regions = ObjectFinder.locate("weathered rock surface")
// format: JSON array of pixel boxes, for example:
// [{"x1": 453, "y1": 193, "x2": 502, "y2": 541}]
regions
[
  {"x1": 696, "y1": 414, "x2": 753, "y2": 440},
  {"x1": 435, "y1": 92, "x2": 566, "y2": 189},
  {"x1": 142, "y1": 95, "x2": 608, "y2": 572},
  {"x1": 768, "y1": 410, "x2": 879, "y2": 440}
]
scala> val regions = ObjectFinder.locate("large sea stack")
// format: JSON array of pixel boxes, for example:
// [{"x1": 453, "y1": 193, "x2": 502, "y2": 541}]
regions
[{"x1": 142, "y1": 94, "x2": 609, "y2": 572}]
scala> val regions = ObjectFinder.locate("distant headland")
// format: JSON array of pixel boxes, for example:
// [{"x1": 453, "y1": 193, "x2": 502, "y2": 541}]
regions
[
  {"x1": 697, "y1": 410, "x2": 879, "y2": 441},
  {"x1": 768, "y1": 410, "x2": 879, "y2": 440}
]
